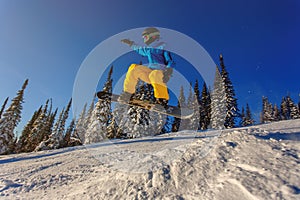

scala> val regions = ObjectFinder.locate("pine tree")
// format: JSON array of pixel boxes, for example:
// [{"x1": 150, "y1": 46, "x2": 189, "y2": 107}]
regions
[
  {"x1": 261, "y1": 96, "x2": 273, "y2": 123},
  {"x1": 219, "y1": 54, "x2": 239, "y2": 128},
  {"x1": 130, "y1": 81, "x2": 150, "y2": 137},
  {"x1": 172, "y1": 86, "x2": 186, "y2": 131},
  {"x1": 17, "y1": 106, "x2": 42, "y2": 153},
  {"x1": 273, "y1": 104, "x2": 281, "y2": 121},
  {"x1": 244, "y1": 103, "x2": 254, "y2": 126},
  {"x1": 36, "y1": 99, "x2": 72, "y2": 150},
  {"x1": 85, "y1": 66, "x2": 113, "y2": 143},
  {"x1": 240, "y1": 107, "x2": 246, "y2": 127},
  {"x1": 193, "y1": 80, "x2": 201, "y2": 130},
  {"x1": 187, "y1": 83, "x2": 200, "y2": 130},
  {"x1": 85, "y1": 97, "x2": 110, "y2": 143},
  {"x1": 280, "y1": 97, "x2": 289, "y2": 120},
  {"x1": 287, "y1": 96, "x2": 300, "y2": 119},
  {"x1": 0, "y1": 79, "x2": 28, "y2": 154},
  {"x1": 63, "y1": 118, "x2": 76, "y2": 147},
  {"x1": 107, "y1": 116, "x2": 119, "y2": 139},
  {"x1": 200, "y1": 83, "x2": 211, "y2": 130},
  {"x1": 210, "y1": 67, "x2": 226, "y2": 129},
  {"x1": 112, "y1": 103, "x2": 128, "y2": 139},
  {"x1": 0, "y1": 97, "x2": 9, "y2": 119},
  {"x1": 74, "y1": 103, "x2": 87, "y2": 143},
  {"x1": 29, "y1": 100, "x2": 51, "y2": 151}
]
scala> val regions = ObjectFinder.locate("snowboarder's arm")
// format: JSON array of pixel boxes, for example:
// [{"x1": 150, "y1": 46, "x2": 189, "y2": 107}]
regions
[
  {"x1": 131, "y1": 44, "x2": 149, "y2": 56},
  {"x1": 121, "y1": 39, "x2": 148, "y2": 56},
  {"x1": 164, "y1": 51, "x2": 174, "y2": 68}
]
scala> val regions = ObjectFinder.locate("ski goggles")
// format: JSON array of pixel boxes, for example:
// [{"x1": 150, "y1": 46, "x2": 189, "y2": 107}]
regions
[{"x1": 142, "y1": 32, "x2": 160, "y2": 42}]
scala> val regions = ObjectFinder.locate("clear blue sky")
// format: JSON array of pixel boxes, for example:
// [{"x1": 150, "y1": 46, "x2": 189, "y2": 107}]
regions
[{"x1": 0, "y1": 0, "x2": 299, "y2": 131}]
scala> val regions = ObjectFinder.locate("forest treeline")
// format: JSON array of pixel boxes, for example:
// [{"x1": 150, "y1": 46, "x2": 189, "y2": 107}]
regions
[{"x1": 0, "y1": 55, "x2": 299, "y2": 155}]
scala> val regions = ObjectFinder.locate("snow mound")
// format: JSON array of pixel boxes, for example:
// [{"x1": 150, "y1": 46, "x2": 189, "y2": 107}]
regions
[{"x1": 0, "y1": 119, "x2": 299, "y2": 199}]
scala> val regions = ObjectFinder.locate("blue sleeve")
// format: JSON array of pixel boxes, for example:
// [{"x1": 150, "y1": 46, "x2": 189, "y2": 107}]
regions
[
  {"x1": 131, "y1": 44, "x2": 149, "y2": 57},
  {"x1": 164, "y1": 51, "x2": 174, "y2": 68}
]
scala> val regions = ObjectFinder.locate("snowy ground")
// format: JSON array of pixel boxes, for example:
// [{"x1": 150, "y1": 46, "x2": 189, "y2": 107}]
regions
[{"x1": 0, "y1": 119, "x2": 299, "y2": 200}]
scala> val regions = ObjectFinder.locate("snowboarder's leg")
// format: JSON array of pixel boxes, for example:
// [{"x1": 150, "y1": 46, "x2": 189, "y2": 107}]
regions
[
  {"x1": 123, "y1": 64, "x2": 152, "y2": 94},
  {"x1": 149, "y1": 70, "x2": 169, "y2": 100}
]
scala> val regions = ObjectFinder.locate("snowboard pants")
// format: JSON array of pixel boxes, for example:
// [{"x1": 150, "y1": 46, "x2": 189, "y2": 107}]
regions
[{"x1": 124, "y1": 64, "x2": 169, "y2": 100}]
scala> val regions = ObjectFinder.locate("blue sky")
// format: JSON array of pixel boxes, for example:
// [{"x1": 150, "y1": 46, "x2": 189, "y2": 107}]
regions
[{"x1": 0, "y1": 0, "x2": 299, "y2": 131}]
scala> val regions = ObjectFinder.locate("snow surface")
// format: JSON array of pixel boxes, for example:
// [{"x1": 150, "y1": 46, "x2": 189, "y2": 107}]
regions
[{"x1": 0, "y1": 119, "x2": 299, "y2": 200}]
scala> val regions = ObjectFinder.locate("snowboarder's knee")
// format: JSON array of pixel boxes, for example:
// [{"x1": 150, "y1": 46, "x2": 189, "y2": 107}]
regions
[
  {"x1": 149, "y1": 70, "x2": 163, "y2": 80},
  {"x1": 128, "y1": 64, "x2": 137, "y2": 71}
]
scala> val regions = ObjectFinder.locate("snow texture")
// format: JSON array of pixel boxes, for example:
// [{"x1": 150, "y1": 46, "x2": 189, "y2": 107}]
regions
[{"x1": 0, "y1": 119, "x2": 299, "y2": 200}]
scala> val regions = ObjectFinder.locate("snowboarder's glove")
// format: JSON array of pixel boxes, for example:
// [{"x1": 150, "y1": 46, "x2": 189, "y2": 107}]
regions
[
  {"x1": 121, "y1": 39, "x2": 134, "y2": 47},
  {"x1": 163, "y1": 68, "x2": 173, "y2": 83}
]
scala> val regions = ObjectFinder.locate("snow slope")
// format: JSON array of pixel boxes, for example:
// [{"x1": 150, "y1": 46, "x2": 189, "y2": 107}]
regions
[{"x1": 0, "y1": 119, "x2": 299, "y2": 200}]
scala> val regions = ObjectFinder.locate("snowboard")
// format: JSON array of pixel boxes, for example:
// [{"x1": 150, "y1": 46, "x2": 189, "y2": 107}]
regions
[{"x1": 96, "y1": 91, "x2": 194, "y2": 119}]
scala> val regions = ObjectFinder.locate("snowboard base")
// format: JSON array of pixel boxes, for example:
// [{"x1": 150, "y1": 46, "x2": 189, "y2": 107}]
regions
[{"x1": 97, "y1": 91, "x2": 194, "y2": 119}]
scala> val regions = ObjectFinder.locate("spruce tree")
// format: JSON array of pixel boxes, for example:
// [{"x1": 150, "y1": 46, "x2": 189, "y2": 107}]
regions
[
  {"x1": 240, "y1": 107, "x2": 246, "y2": 127},
  {"x1": 273, "y1": 104, "x2": 281, "y2": 121},
  {"x1": 74, "y1": 103, "x2": 87, "y2": 143},
  {"x1": 17, "y1": 106, "x2": 42, "y2": 152},
  {"x1": 85, "y1": 97, "x2": 110, "y2": 143},
  {"x1": 287, "y1": 96, "x2": 300, "y2": 119},
  {"x1": 210, "y1": 67, "x2": 226, "y2": 129},
  {"x1": 219, "y1": 54, "x2": 239, "y2": 128},
  {"x1": 0, "y1": 97, "x2": 9, "y2": 119},
  {"x1": 280, "y1": 97, "x2": 289, "y2": 120},
  {"x1": 187, "y1": 83, "x2": 200, "y2": 130},
  {"x1": 244, "y1": 103, "x2": 254, "y2": 126},
  {"x1": 29, "y1": 100, "x2": 51, "y2": 151},
  {"x1": 200, "y1": 83, "x2": 211, "y2": 130},
  {"x1": 172, "y1": 86, "x2": 186, "y2": 131},
  {"x1": 63, "y1": 118, "x2": 76, "y2": 147},
  {"x1": 261, "y1": 96, "x2": 273, "y2": 123},
  {"x1": 130, "y1": 81, "x2": 150, "y2": 137},
  {"x1": 0, "y1": 79, "x2": 28, "y2": 154},
  {"x1": 193, "y1": 80, "x2": 201, "y2": 130},
  {"x1": 81, "y1": 98, "x2": 95, "y2": 143},
  {"x1": 85, "y1": 66, "x2": 113, "y2": 143},
  {"x1": 107, "y1": 116, "x2": 119, "y2": 139},
  {"x1": 36, "y1": 98, "x2": 72, "y2": 150}
]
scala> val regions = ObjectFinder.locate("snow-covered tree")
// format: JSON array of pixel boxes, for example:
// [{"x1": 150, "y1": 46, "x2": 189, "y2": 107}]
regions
[
  {"x1": 107, "y1": 115, "x2": 119, "y2": 139},
  {"x1": 63, "y1": 118, "x2": 76, "y2": 147},
  {"x1": 172, "y1": 86, "x2": 186, "y2": 131},
  {"x1": 85, "y1": 66, "x2": 113, "y2": 143},
  {"x1": 242, "y1": 103, "x2": 254, "y2": 126},
  {"x1": 287, "y1": 96, "x2": 300, "y2": 119},
  {"x1": 0, "y1": 79, "x2": 28, "y2": 154},
  {"x1": 193, "y1": 80, "x2": 201, "y2": 130},
  {"x1": 17, "y1": 106, "x2": 42, "y2": 153},
  {"x1": 36, "y1": 99, "x2": 72, "y2": 150},
  {"x1": 280, "y1": 97, "x2": 289, "y2": 120},
  {"x1": 200, "y1": 83, "x2": 211, "y2": 130},
  {"x1": 186, "y1": 84, "x2": 200, "y2": 130},
  {"x1": 273, "y1": 104, "x2": 281, "y2": 121},
  {"x1": 85, "y1": 97, "x2": 111, "y2": 144},
  {"x1": 0, "y1": 97, "x2": 9, "y2": 119},
  {"x1": 219, "y1": 54, "x2": 239, "y2": 128},
  {"x1": 210, "y1": 67, "x2": 226, "y2": 130},
  {"x1": 261, "y1": 96, "x2": 273, "y2": 123},
  {"x1": 74, "y1": 103, "x2": 87, "y2": 143},
  {"x1": 240, "y1": 107, "x2": 246, "y2": 127},
  {"x1": 28, "y1": 100, "x2": 52, "y2": 151}
]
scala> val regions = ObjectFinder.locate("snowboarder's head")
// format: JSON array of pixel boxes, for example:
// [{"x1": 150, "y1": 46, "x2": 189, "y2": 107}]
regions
[{"x1": 142, "y1": 27, "x2": 160, "y2": 45}]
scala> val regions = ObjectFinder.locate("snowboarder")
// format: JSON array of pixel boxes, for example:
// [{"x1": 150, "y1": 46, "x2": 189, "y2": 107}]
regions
[{"x1": 119, "y1": 27, "x2": 174, "y2": 108}]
